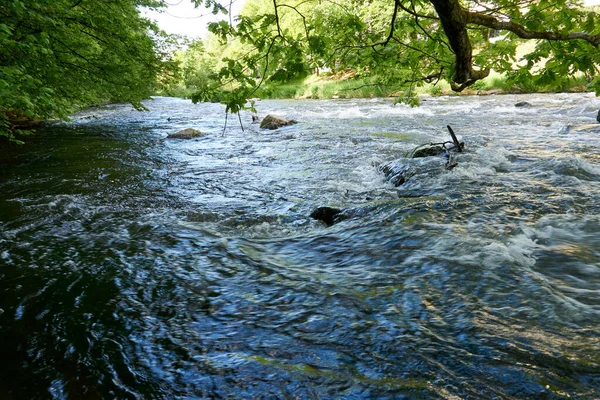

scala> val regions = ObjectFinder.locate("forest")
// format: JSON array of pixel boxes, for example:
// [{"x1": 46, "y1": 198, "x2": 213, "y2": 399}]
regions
[
  {"x1": 0, "y1": 0, "x2": 174, "y2": 143},
  {"x1": 2, "y1": 0, "x2": 600, "y2": 141}
]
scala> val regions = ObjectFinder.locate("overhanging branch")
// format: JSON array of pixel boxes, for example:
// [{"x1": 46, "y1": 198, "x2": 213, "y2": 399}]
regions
[
  {"x1": 382, "y1": 0, "x2": 401, "y2": 46},
  {"x1": 273, "y1": 0, "x2": 282, "y2": 36},
  {"x1": 467, "y1": 12, "x2": 600, "y2": 47},
  {"x1": 429, "y1": 0, "x2": 489, "y2": 90}
]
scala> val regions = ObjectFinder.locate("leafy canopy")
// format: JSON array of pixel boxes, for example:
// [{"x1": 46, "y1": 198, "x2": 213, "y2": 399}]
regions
[
  {"x1": 191, "y1": 0, "x2": 600, "y2": 112},
  {"x1": 0, "y1": 0, "x2": 172, "y2": 143}
]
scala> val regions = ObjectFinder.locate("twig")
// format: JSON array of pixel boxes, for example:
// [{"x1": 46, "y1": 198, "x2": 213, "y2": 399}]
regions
[
  {"x1": 237, "y1": 112, "x2": 244, "y2": 132},
  {"x1": 447, "y1": 125, "x2": 463, "y2": 152},
  {"x1": 273, "y1": 0, "x2": 282, "y2": 36},
  {"x1": 380, "y1": 0, "x2": 400, "y2": 47}
]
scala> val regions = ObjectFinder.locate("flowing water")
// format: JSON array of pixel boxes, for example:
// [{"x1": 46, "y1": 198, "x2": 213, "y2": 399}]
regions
[{"x1": 1, "y1": 94, "x2": 600, "y2": 399}]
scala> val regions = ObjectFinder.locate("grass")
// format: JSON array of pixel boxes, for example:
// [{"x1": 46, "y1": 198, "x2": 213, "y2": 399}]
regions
[
  {"x1": 471, "y1": 71, "x2": 590, "y2": 94},
  {"x1": 254, "y1": 70, "x2": 592, "y2": 102},
  {"x1": 159, "y1": 67, "x2": 593, "y2": 103},
  {"x1": 156, "y1": 84, "x2": 196, "y2": 99},
  {"x1": 254, "y1": 73, "x2": 393, "y2": 100}
]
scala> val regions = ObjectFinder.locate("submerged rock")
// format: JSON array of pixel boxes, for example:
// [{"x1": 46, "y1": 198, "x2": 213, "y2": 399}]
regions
[
  {"x1": 310, "y1": 207, "x2": 344, "y2": 226},
  {"x1": 568, "y1": 124, "x2": 600, "y2": 134},
  {"x1": 260, "y1": 114, "x2": 297, "y2": 130},
  {"x1": 378, "y1": 125, "x2": 464, "y2": 186},
  {"x1": 167, "y1": 128, "x2": 203, "y2": 139},
  {"x1": 378, "y1": 162, "x2": 409, "y2": 187},
  {"x1": 515, "y1": 101, "x2": 532, "y2": 108}
]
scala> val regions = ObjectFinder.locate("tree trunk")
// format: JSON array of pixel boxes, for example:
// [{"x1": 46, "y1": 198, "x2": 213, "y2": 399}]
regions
[{"x1": 429, "y1": 0, "x2": 489, "y2": 91}]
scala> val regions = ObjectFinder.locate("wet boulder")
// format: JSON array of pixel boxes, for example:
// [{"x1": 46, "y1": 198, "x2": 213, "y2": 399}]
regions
[
  {"x1": 596, "y1": 109, "x2": 600, "y2": 123},
  {"x1": 167, "y1": 128, "x2": 203, "y2": 139},
  {"x1": 378, "y1": 125, "x2": 464, "y2": 186},
  {"x1": 260, "y1": 114, "x2": 297, "y2": 130},
  {"x1": 411, "y1": 146, "x2": 446, "y2": 158},
  {"x1": 310, "y1": 207, "x2": 344, "y2": 226}
]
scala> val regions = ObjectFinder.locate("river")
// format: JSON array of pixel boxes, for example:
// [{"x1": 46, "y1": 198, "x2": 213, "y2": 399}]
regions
[{"x1": 1, "y1": 94, "x2": 599, "y2": 399}]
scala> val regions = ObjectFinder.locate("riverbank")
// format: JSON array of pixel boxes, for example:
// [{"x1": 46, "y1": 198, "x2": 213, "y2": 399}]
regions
[
  {"x1": 1, "y1": 100, "x2": 138, "y2": 145},
  {"x1": 251, "y1": 70, "x2": 591, "y2": 101},
  {"x1": 163, "y1": 70, "x2": 592, "y2": 104},
  {"x1": 0, "y1": 110, "x2": 45, "y2": 144},
  {"x1": 4, "y1": 72, "x2": 592, "y2": 145}
]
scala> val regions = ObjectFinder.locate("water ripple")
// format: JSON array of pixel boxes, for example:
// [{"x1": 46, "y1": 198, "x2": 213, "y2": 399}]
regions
[{"x1": 1, "y1": 94, "x2": 600, "y2": 398}]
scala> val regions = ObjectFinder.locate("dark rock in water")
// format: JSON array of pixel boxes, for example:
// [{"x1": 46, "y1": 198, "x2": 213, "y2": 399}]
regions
[
  {"x1": 167, "y1": 128, "x2": 203, "y2": 139},
  {"x1": 596, "y1": 110, "x2": 600, "y2": 123},
  {"x1": 310, "y1": 207, "x2": 343, "y2": 226},
  {"x1": 515, "y1": 101, "x2": 532, "y2": 108},
  {"x1": 411, "y1": 146, "x2": 446, "y2": 158},
  {"x1": 260, "y1": 114, "x2": 297, "y2": 130},
  {"x1": 378, "y1": 126, "x2": 465, "y2": 186},
  {"x1": 378, "y1": 162, "x2": 409, "y2": 187}
]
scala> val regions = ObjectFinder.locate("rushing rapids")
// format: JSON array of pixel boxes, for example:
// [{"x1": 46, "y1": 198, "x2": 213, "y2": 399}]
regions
[{"x1": 1, "y1": 94, "x2": 599, "y2": 399}]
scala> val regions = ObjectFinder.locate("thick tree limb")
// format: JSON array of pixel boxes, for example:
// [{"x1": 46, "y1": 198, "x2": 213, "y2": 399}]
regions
[
  {"x1": 429, "y1": 0, "x2": 489, "y2": 91},
  {"x1": 467, "y1": 12, "x2": 600, "y2": 47},
  {"x1": 428, "y1": 0, "x2": 599, "y2": 91}
]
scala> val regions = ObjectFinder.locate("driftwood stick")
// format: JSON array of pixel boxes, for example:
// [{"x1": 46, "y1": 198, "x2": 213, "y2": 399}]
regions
[
  {"x1": 237, "y1": 112, "x2": 244, "y2": 132},
  {"x1": 446, "y1": 125, "x2": 462, "y2": 152}
]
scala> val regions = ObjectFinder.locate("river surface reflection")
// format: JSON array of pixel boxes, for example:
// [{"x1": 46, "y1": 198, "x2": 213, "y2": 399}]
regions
[{"x1": 1, "y1": 94, "x2": 599, "y2": 398}]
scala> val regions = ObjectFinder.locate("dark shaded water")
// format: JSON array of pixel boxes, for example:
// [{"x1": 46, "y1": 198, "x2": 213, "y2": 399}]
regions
[{"x1": 1, "y1": 95, "x2": 600, "y2": 399}]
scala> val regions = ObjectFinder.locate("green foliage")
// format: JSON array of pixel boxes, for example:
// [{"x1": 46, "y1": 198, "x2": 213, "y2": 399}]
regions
[
  {"x1": 171, "y1": 0, "x2": 600, "y2": 114},
  {"x1": 253, "y1": 74, "x2": 392, "y2": 99},
  {"x1": 157, "y1": 37, "x2": 222, "y2": 98},
  {"x1": 0, "y1": 0, "x2": 172, "y2": 142}
]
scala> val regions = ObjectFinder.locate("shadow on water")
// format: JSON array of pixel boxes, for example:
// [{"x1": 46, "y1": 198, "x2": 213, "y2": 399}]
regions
[
  {"x1": 0, "y1": 123, "x2": 176, "y2": 398},
  {"x1": 1, "y1": 95, "x2": 600, "y2": 399}
]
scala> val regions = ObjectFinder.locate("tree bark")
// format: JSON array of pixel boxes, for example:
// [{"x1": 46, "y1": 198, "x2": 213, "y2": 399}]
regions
[
  {"x1": 429, "y1": 0, "x2": 489, "y2": 91},
  {"x1": 467, "y1": 12, "x2": 600, "y2": 46},
  {"x1": 428, "y1": 0, "x2": 600, "y2": 91}
]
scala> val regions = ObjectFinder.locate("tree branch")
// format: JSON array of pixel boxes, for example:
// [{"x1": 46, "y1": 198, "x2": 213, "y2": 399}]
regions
[
  {"x1": 409, "y1": 0, "x2": 453, "y2": 52},
  {"x1": 467, "y1": 12, "x2": 600, "y2": 47},
  {"x1": 381, "y1": 0, "x2": 401, "y2": 47},
  {"x1": 277, "y1": 4, "x2": 311, "y2": 43},
  {"x1": 428, "y1": 0, "x2": 600, "y2": 91},
  {"x1": 273, "y1": 0, "x2": 282, "y2": 36},
  {"x1": 392, "y1": 37, "x2": 451, "y2": 64},
  {"x1": 429, "y1": 0, "x2": 489, "y2": 90},
  {"x1": 249, "y1": 36, "x2": 279, "y2": 97},
  {"x1": 398, "y1": 0, "x2": 439, "y2": 20}
]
